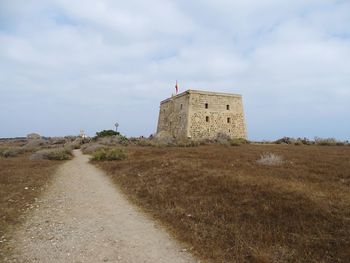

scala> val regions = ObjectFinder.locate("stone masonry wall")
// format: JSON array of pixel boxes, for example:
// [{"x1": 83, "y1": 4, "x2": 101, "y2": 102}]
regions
[
  {"x1": 188, "y1": 92, "x2": 247, "y2": 140},
  {"x1": 156, "y1": 90, "x2": 247, "y2": 140},
  {"x1": 157, "y1": 93, "x2": 190, "y2": 138}
]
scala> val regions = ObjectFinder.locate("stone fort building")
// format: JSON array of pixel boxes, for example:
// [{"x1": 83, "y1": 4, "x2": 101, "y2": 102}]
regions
[{"x1": 157, "y1": 90, "x2": 247, "y2": 140}]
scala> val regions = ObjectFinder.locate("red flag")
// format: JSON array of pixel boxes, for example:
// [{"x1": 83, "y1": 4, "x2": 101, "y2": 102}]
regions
[{"x1": 175, "y1": 80, "x2": 179, "y2": 94}]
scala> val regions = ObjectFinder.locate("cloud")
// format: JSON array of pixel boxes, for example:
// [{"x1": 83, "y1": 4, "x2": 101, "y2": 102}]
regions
[{"x1": 0, "y1": 0, "x2": 349, "y2": 140}]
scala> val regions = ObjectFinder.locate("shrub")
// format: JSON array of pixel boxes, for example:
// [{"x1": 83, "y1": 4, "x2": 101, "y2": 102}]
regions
[
  {"x1": 96, "y1": 135, "x2": 129, "y2": 146},
  {"x1": 23, "y1": 139, "x2": 48, "y2": 151},
  {"x1": 69, "y1": 138, "x2": 84, "y2": 149},
  {"x1": 198, "y1": 139, "x2": 213, "y2": 146},
  {"x1": 297, "y1": 137, "x2": 313, "y2": 145},
  {"x1": 275, "y1": 137, "x2": 294, "y2": 144},
  {"x1": 91, "y1": 148, "x2": 127, "y2": 161},
  {"x1": 48, "y1": 137, "x2": 67, "y2": 145},
  {"x1": 81, "y1": 143, "x2": 106, "y2": 154},
  {"x1": 0, "y1": 147, "x2": 24, "y2": 158},
  {"x1": 152, "y1": 131, "x2": 175, "y2": 146},
  {"x1": 26, "y1": 133, "x2": 41, "y2": 139},
  {"x1": 135, "y1": 138, "x2": 154, "y2": 147},
  {"x1": 314, "y1": 137, "x2": 338, "y2": 146},
  {"x1": 215, "y1": 133, "x2": 231, "y2": 145},
  {"x1": 95, "y1": 130, "x2": 120, "y2": 138},
  {"x1": 175, "y1": 138, "x2": 200, "y2": 147},
  {"x1": 30, "y1": 148, "x2": 72, "y2": 160},
  {"x1": 257, "y1": 152, "x2": 284, "y2": 166},
  {"x1": 230, "y1": 138, "x2": 249, "y2": 146},
  {"x1": 275, "y1": 137, "x2": 317, "y2": 145},
  {"x1": 293, "y1": 140, "x2": 303, "y2": 146}
]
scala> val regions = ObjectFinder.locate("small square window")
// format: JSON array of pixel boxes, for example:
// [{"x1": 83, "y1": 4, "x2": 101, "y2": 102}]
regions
[
  {"x1": 226, "y1": 105, "x2": 230, "y2": 110},
  {"x1": 205, "y1": 103, "x2": 208, "y2": 109},
  {"x1": 206, "y1": 116, "x2": 209, "y2": 122},
  {"x1": 227, "y1": 117, "x2": 231, "y2": 123}
]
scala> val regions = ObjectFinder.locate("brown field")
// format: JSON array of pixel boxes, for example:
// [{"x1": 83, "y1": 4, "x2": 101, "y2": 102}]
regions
[
  {"x1": 0, "y1": 151, "x2": 61, "y2": 261},
  {"x1": 95, "y1": 144, "x2": 350, "y2": 263}
]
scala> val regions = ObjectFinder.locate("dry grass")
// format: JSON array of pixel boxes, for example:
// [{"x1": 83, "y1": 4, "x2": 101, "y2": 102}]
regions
[
  {"x1": 95, "y1": 144, "x2": 350, "y2": 263},
  {"x1": 0, "y1": 150, "x2": 61, "y2": 261},
  {"x1": 257, "y1": 152, "x2": 284, "y2": 166},
  {"x1": 91, "y1": 147, "x2": 127, "y2": 161}
]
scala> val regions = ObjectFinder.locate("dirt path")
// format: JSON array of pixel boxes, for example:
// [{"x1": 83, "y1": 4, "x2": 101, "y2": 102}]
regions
[{"x1": 9, "y1": 150, "x2": 197, "y2": 263}]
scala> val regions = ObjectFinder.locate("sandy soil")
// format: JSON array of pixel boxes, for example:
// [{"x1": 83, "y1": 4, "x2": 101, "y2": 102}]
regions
[{"x1": 7, "y1": 150, "x2": 197, "y2": 263}]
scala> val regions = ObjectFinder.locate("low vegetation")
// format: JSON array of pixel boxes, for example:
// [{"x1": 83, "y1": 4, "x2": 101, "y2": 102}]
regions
[
  {"x1": 96, "y1": 144, "x2": 350, "y2": 263},
  {"x1": 0, "y1": 147, "x2": 25, "y2": 158},
  {"x1": 0, "y1": 150, "x2": 62, "y2": 261},
  {"x1": 22, "y1": 138, "x2": 48, "y2": 151},
  {"x1": 1, "y1": 135, "x2": 349, "y2": 262},
  {"x1": 91, "y1": 147, "x2": 127, "y2": 161},
  {"x1": 314, "y1": 137, "x2": 345, "y2": 146},
  {"x1": 94, "y1": 130, "x2": 128, "y2": 144},
  {"x1": 30, "y1": 148, "x2": 72, "y2": 160},
  {"x1": 81, "y1": 143, "x2": 105, "y2": 154},
  {"x1": 0, "y1": 139, "x2": 73, "y2": 261},
  {"x1": 274, "y1": 136, "x2": 349, "y2": 146},
  {"x1": 257, "y1": 152, "x2": 284, "y2": 166},
  {"x1": 95, "y1": 129, "x2": 121, "y2": 138},
  {"x1": 229, "y1": 137, "x2": 249, "y2": 146}
]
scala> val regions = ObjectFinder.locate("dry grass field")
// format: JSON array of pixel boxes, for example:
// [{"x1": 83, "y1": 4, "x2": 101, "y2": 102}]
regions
[
  {"x1": 95, "y1": 144, "x2": 350, "y2": 263},
  {"x1": 0, "y1": 143, "x2": 62, "y2": 261}
]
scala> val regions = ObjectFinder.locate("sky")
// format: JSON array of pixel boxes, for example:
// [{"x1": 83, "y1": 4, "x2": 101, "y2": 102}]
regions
[{"x1": 0, "y1": 0, "x2": 349, "y2": 140}]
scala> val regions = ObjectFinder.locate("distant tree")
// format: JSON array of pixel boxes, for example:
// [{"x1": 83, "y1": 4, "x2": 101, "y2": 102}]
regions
[{"x1": 95, "y1": 130, "x2": 120, "y2": 138}]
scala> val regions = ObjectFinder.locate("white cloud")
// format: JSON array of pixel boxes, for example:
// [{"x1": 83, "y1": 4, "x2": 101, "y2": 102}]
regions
[{"x1": 0, "y1": 0, "x2": 349, "y2": 139}]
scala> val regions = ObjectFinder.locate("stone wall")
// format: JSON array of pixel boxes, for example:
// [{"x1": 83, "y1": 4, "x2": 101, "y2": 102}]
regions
[
  {"x1": 188, "y1": 91, "x2": 247, "y2": 140},
  {"x1": 157, "y1": 92, "x2": 190, "y2": 138},
  {"x1": 156, "y1": 90, "x2": 247, "y2": 140}
]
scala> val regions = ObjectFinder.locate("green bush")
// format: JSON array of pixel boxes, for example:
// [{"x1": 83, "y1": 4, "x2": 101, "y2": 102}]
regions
[
  {"x1": 94, "y1": 130, "x2": 128, "y2": 145},
  {"x1": 0, "y1": 147, "x2": 24, "y2": 158},
  {"x1": 91, "y1": 148, "x2": 127, "y2": 161},
  {"x1": 95, "y1": 130, "x2": 120, "y2": 138}
]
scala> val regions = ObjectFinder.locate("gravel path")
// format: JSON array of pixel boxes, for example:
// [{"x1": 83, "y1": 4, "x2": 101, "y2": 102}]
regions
[{"x1": 9, "y1": 150, "x2": 197, "y2": 263}]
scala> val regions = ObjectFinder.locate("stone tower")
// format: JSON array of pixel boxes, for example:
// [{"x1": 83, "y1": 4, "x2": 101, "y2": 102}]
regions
[{"x1": 156, "y1": 90, "x2": 247, "y2": 140}]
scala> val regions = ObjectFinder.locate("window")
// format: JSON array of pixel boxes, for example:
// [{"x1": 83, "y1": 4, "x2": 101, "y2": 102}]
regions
[
  {"x1": 206, "y1": 116, "x2": 209, "y2": 122},
  {"x1": 226, "y1": 105, "x2": 230, "y2": 110},
  {"x1": 180, "y1": 104, "x2": 183, "y2": 110},
  {"x1": 227, "y1": 117, "x2": 231, "y2": 123},
  {"x1": 205, "y1": 103, "x2": 208, "y2": 109}
]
